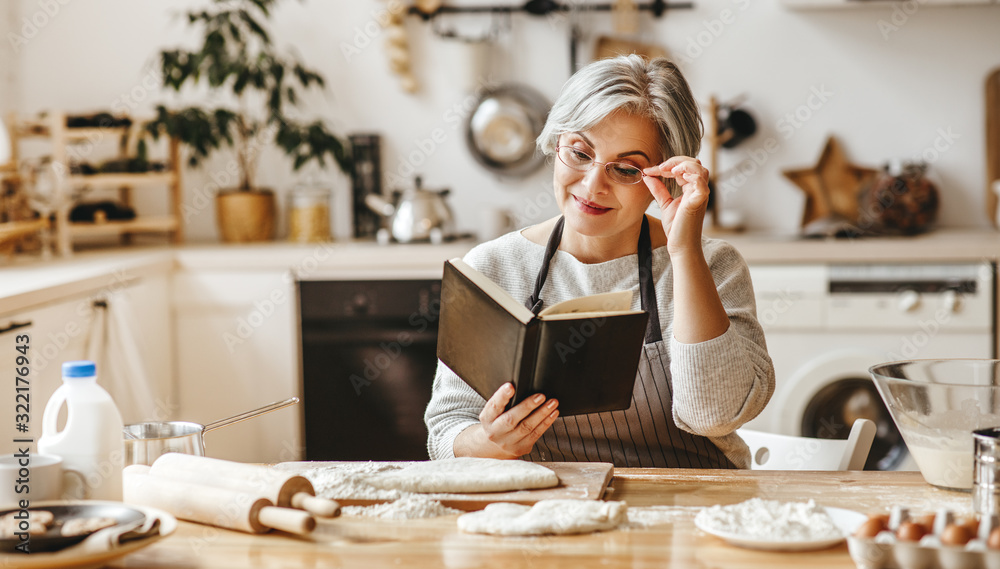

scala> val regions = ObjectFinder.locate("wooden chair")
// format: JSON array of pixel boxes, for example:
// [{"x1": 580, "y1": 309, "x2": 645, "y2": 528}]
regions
[{"x1": 736, "y1": 418, "x2": 877, "y2": 471}]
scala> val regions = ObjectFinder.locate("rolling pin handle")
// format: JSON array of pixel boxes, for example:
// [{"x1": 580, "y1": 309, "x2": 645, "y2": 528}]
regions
[
  {"x1": 257, "y1": 506, "x2": 316, "y2": 535},
  {"x1": 291, "y1": 492, "x2": 341, "y2": 518}
]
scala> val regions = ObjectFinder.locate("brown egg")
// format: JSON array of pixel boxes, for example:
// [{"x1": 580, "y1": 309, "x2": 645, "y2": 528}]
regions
[
  {"x1": 958, "y1": 516, "x2": 980, "y2": 536},
  {"x1": 915, "y1": 513, "x2": 936, "y2": 534},
  {"x1": 987, "y1": 527, "x2": 1000, "y2": 549},
  {"x1": 896, "y1": 521, "x2": 928, "y2": 542},
  {"x1": 854, "y1": 515, "x2": 889, "y2": 538},
  {"x1": 940, "y1": 523, "x2": 974, "y2": 547}
]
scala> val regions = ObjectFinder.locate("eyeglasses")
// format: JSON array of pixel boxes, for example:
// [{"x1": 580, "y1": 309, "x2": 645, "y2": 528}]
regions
[{"x1": 555, "y1": 146, "x2": 651, "y2": 185}]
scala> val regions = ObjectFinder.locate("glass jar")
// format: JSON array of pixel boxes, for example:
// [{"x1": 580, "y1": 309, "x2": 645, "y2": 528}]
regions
[{"x1": 287, "y1": 185, "x2": 332, "y2": 242}]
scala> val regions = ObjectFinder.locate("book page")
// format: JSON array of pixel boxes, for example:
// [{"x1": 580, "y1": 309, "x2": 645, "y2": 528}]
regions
[{"x1": 538, "y1": 290, "x2": 634, "y2": 317}]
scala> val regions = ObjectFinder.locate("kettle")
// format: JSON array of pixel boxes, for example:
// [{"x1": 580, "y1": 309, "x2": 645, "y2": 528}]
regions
[{"x1": 365, "y1": 176, "x2": 455, "y2": 244}]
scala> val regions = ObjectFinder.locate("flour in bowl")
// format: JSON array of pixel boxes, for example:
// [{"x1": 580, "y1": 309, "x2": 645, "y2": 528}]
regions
[{"x1": 695, "y1": 498, "x2": 842, "y2": 541}]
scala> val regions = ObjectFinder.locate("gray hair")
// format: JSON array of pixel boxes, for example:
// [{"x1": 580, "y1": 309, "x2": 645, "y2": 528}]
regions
[{"x1": 537, "y1": 55, "x2": 703, "y2": 168}]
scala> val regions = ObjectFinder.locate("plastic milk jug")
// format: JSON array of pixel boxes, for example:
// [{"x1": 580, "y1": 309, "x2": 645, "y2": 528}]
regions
[{"x1": 38, "y1": 361, "x2": 124, "y2": 500}]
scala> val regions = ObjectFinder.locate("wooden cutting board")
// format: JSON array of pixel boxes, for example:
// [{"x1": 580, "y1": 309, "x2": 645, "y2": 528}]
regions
[
  {"x1": 274, "y1": 461, "x2": 614, "y2": 512},
  {"x1": 986, "y1": 67, "x2": 1000, "y2": 227}
]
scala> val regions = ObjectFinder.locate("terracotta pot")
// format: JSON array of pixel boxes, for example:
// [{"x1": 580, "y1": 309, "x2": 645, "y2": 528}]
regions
[{"x1": 216, "y1": 189, "x2": 276, "y2": 243}]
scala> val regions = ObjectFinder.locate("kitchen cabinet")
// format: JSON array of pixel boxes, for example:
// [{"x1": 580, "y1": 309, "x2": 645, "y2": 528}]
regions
[
  {"x1": 0, "y1": 270, "x2": 174, "y2": 450},
  {"x1": 171, "y1": 269, "x2": 301, "y2": 464}
]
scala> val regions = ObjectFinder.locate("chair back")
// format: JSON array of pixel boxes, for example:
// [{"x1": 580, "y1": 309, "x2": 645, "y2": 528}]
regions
[{"x1": 737, "y1": 418, "x2": 877, "y2": 471}]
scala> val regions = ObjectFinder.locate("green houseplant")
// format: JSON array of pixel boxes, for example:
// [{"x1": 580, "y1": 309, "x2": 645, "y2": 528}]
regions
[{"x1": 145, "y1": 0, "x2": 349, "y2": 242}]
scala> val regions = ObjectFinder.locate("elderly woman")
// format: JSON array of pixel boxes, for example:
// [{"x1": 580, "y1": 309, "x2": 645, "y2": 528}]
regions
[{"x1": 424, "y1": 55, "x2": 774, "y2": 469}]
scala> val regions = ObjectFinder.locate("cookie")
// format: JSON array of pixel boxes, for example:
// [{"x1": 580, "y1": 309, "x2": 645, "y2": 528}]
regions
[
  {"x1": 60, "y1": 516, "x2": 117, "y2": 537},
  {"x1": 0, "y1": 510, "x2": 55, "y2": 537}
]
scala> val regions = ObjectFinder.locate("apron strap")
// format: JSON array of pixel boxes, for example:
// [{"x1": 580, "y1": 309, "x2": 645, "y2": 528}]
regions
[
  {"x1": 526, "y1": 216, "x2": 565, "y2": 315},
  {"x1": 638, "y1": 216, "x2": 663, "y2": 344},
  {"x1": 526, "y1": 215, "x2": 663, "y2": 344}
]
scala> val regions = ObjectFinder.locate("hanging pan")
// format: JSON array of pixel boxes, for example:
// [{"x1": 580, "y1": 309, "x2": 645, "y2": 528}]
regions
[{"x1": 465, "y1": 84, "x2": 551, "y2": 179}]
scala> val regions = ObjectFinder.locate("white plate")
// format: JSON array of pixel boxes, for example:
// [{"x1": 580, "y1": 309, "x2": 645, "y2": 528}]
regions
[{"x1": 694, "y1": 506, "x2": 867, "y2": 552}]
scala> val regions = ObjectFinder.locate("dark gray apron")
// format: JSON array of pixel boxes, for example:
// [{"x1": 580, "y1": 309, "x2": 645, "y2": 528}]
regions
[{"x1": 523, "y1": 216, "x2": 736, "y2": 468}]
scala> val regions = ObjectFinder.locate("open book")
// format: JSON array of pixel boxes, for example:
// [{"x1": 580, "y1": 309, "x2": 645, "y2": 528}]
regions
[{"x1": 437, "y1": 258, "x2": 650, "y2": 416}]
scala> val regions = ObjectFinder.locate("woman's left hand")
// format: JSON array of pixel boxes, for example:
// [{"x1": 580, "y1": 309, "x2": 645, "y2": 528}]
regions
[{"x1": 642, "y1": 156, "x2": 710, "y2": 254}]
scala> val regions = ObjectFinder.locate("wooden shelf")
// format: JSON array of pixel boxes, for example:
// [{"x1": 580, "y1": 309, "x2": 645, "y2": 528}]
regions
[
  {"x1": 15, "y1": 122, "x2": 132, "y2": 140},
  {"x1": 69, "y1": 215, "x2": 178, "y2": 237},
  {"x1": 69, "y1": 172, "x2": 175, "y2": 187},
  {"x1": 0, "y1": 219, "x2": 47, "y2": 247},
  {"x1": 10, "y1": 111, "x2": 184, "y2": 254}
]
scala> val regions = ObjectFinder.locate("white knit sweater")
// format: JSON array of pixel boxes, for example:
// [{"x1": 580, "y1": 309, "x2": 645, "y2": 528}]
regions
[{"x1": 423, "y1": 229, "x2": 775, "y2": 468}]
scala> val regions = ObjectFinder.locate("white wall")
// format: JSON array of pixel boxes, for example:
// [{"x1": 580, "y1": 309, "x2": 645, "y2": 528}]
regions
[{"x1": 6, "y1": 0, "x2": 1000, "y2": 240}]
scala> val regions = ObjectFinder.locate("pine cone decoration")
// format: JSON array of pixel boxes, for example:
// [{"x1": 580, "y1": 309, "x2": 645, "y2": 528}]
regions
[{"x1": 858, "y1": 162, "x2": 939, "y2": 235}]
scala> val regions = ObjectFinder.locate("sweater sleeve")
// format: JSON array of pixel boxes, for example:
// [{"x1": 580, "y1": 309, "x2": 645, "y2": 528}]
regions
[
  {"x1": 424, "y1": 360, "x2": 484, "y2": 460},
  {"x1": 669, "y1": 241, "x2": 775, "y2": 438}
]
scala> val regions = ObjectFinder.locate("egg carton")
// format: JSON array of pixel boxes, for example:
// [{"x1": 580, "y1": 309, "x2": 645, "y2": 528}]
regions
[{"x1": 848, "y1": 506, "x2": 1000, "y2": 569}]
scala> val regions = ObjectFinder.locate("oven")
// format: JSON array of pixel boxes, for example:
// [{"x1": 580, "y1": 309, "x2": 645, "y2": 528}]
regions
[{"x1": 298, "y1": 279, "x2": 441, "y2": 460}]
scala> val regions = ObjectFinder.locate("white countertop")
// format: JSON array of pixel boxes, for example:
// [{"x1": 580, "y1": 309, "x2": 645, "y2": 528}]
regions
[{"x1": 3, "y1": 228, "x2": 1000, "y2": 317}]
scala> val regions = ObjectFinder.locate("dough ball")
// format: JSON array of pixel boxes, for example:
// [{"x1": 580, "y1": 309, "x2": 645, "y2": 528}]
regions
[{"x1": 458, "y1": 499, "x2": 628, "y2": 536}]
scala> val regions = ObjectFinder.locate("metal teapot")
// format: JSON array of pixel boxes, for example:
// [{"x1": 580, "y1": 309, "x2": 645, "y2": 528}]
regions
[{"x1": 365, "y1": 176, "x2": 455, "y2": 244}]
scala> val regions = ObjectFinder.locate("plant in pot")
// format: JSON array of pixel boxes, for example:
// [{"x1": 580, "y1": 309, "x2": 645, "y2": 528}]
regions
[{"x1": 144, "y1": 0, "x2": 349, "y2": 242}]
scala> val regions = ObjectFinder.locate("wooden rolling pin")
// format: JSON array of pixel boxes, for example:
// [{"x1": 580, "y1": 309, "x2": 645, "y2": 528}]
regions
[
  {"x1": 149, "y1": 453, "x2": 340, "y2": 517},
  {"x1": 124, "y1": 465, "x2": 316, "y2": 535}
]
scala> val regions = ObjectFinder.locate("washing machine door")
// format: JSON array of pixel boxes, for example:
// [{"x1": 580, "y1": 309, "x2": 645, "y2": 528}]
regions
[{"x1": 773, "y1": 350, "x2": 907, "y2": 471}]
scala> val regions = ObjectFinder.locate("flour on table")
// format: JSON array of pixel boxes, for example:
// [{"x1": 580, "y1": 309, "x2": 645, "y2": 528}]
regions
[
  {"x1": 301, "y1": 462, "x2": 405, "y2": 501},
  {"x1": 694, "y1": 498, "x2": 841, "y2": 541},
  {"x1": 457, "y1": 499, "x2": 628, "y2": 536},
  {"x1": 624, "y1": 505, "x2": 702, "y2": 529},
  {"x1": 366, "y1": 458, "x2": 559, "y2": 493},
  {"x1": 342, "y1": 496, "x2": 463, "y2": 520}
]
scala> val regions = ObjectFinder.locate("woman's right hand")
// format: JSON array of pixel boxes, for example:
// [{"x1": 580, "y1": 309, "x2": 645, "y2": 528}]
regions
[{"x1": 454, "y1": 383, "x2": 559, "y2": 459}]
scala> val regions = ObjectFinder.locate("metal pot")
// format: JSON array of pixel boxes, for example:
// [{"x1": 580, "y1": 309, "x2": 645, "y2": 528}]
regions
[
  {"x1": 365, "y1": 176, "x2": 455, "y2": 244},
  {"x1": 122, "y1": 397, "x2": 298, "y2": 466}
]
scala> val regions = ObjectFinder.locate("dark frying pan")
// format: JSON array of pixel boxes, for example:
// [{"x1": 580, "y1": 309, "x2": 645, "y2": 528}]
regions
[{"x1": 0, "y1": 502, "x2": 145, "y2": 553}]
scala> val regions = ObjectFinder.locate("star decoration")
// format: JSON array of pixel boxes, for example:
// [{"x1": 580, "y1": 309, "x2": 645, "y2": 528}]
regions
[{"x1": 782, "y1": 136, "x2": 879, "y2": 228}]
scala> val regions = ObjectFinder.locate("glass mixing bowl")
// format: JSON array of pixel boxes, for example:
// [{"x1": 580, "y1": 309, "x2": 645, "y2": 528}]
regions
[{"x1": 870, "y1": 359, "x2": 1000, "y2": 491}]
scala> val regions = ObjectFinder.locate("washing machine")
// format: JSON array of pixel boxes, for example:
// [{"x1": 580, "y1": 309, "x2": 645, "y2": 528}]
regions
[{"x1": 742, "y1": 261, "x2": 996, "y2": 471}]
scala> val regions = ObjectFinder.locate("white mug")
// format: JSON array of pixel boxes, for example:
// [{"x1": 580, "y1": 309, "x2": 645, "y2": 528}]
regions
[{"x1": 0, "y1": 453, "x2": 86, "y2": 507}]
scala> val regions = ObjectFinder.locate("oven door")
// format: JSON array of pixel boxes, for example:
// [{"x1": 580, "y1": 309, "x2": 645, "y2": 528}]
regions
[{"x1": 299, "y1": 279, "x2": 441, "y2": 461}]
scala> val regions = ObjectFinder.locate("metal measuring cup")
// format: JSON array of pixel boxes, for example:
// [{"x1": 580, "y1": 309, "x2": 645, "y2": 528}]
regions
[{"x1": 973, "y1": 427, "x2": 1000, "y2": 515}]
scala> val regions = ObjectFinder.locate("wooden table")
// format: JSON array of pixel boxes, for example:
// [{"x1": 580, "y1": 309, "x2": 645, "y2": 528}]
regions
[{"x1": 110, "y1": 469, "x2": 973, "y2": 568}]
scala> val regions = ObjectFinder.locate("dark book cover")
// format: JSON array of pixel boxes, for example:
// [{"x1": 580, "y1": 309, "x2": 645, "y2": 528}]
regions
[{"x1": 437, "y1": 259, "x2": 649, "y2": 416}]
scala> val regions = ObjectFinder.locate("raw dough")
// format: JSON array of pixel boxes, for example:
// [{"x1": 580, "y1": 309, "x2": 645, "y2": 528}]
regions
[
  {"x1": 0, "y1": 510, "x2": 54, "y2": 537},
  {"x1": 61, "y1": 516, "x2": 117, "y2": 537},
  {"x1": 366, "y1": 458, "x2": 559, "y2": 493},
  {"x1": 457, "y1": 499, "x2": 628, "y2": 536}
]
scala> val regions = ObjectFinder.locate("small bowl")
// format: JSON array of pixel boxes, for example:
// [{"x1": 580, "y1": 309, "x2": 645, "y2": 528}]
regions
[{"x1": 870, "y1": 359, "x2": 1000, "y2": 491}]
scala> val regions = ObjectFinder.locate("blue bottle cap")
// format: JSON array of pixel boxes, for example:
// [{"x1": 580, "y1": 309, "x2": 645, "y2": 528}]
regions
[{"x1": 62, "y1": 360, "x2": 96, "y2": 378}]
